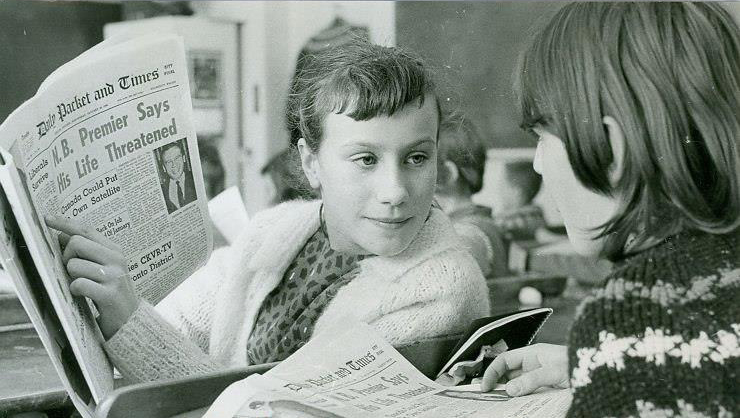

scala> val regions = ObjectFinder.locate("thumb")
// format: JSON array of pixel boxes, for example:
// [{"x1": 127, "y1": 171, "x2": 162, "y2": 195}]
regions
[{"x1": 504, "y1": 366, "x2": 567, "y2": 396}]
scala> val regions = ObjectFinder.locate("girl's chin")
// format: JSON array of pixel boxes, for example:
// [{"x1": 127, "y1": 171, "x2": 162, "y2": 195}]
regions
[
  {"x1": 328, "y1": 235, "x2": 409, "y2": 257},
  {"x1": 329, "y1": 218, "x2": 423, "y2": 257},
  {"x1": 565, "y1": 227, "x2": 604, "y2": 257},
  {"x1": 359, "y1": 235, "x2": 415, "y2": 257}
]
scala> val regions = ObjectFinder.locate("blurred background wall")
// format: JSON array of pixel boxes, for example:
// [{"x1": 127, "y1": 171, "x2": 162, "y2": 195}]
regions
[
  {"x1": 397, "y1": 2, "x2": 564, "y2": 149},
  {"x1": 0, "y1": 1, "x2": 121, "y2": 123}
]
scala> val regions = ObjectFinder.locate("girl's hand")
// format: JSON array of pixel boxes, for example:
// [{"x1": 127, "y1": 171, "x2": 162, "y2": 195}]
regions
[
  {"x1": 481, "y1": 343, "x2": 570, "y2": 395},
  {"x1": 45, "y1": 216, "x2": 140, "y2": 340}
]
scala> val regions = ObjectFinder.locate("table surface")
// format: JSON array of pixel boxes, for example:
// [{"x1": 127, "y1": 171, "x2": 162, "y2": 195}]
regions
[{"x1": 0, "y1": 292, "x2": 585, "y2": 415}]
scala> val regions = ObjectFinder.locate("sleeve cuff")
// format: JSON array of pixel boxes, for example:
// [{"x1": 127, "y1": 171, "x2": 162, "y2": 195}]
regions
[{"x1": 103, "y1": 302, "x2": 220, "y2": 383}]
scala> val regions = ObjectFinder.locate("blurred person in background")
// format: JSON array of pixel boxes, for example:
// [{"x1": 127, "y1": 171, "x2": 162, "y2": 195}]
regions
[{"x1": 435, "y1": 113, "x2": 508, "y2": 278}]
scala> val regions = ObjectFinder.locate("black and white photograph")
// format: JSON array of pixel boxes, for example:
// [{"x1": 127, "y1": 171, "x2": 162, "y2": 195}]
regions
[
  {"x1": 0, "y1": 1, "x2": 738, "y2": 418},
  {"x1": 188, "y1": 50, "x2": 222, "y2": 108},
  {"x1": 155, "y1": 138, "x2": 198, "y2": 214}
]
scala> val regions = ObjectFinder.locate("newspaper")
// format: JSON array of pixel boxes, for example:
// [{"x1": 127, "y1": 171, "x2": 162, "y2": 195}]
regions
[
  {"x1": 0, "y1": 33, "x2": 212, "y2": 412},
  {"x1": 0, "y1": 186, "x2": 96, "y2": 417},
  {"x1": 204, "y1": 323, "x2": 572, "y2": 418}
]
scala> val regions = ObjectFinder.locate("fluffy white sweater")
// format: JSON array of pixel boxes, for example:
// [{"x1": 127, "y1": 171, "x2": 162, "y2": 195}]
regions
[{"x1": 104, "y1": 200, "x2": 490, "y2": 382}]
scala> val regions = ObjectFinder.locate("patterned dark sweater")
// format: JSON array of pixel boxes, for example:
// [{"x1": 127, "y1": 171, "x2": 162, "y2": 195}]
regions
[
  {"x1": 566, "y1": 230, "x2": 739, "y2": 418},
  {"x1": 246, "y1": 224, "x2": 366, "y2": 364}
]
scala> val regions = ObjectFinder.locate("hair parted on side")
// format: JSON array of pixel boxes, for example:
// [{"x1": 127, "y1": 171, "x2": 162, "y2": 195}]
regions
[
  {"x1": 286, "y1": 36, "x2": 439, "y2": 151},
  {"x1": 161, "y1": 141, "x2": 182, "y2": 156},
  {"x1": 516, "y1": 2, "x2": 740, "y2": 260},
  {"x1": 437, "y1": 112, "x2": 487, "y2": 194}
]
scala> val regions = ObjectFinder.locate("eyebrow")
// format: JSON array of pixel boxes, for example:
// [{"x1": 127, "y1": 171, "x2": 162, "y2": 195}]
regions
[
  {"x1": 407, "y1": 138, "x2": 436, "y2": 149},
  {"x1": 343, "y1": 137, "x2": 436, "y2": 150}
]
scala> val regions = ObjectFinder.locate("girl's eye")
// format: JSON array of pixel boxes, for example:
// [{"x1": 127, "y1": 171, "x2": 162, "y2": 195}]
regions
[
  {"x1": 406, "y1": 153, "x2": 428, "y2": 166},
  {"x1": 353, "y1": 155, "x2": 377, "y2": 167}
]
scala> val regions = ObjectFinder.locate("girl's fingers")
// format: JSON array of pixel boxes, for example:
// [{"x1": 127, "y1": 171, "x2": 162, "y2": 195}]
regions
[
  {"x1": 58, "y1": 231, "x2": 71, "y2": 249},
  {"x1": 66, "y1": 258, "x2": 125, "y2": 284},
  {"x1": 62, "y1": 234, "x2": 124, "y2": 266},
  {"x1": 504, "y1": 366, "x2": 569, "y2": 397},
  {"x1": 481, "y1": 354, "x2": 516, "y2": 392},
  {"x1": 46, "y1": 216, "x2": 119, "y2": 252},
  {"x1": 69, "y1": 277, "x2": 109, "y2": 303},
  {"x1": 506, "y1": 369, "x2": 523, "y2": 380},
  {"x1": 480, "y1": 346, "x2": 537, "y2": 392}
]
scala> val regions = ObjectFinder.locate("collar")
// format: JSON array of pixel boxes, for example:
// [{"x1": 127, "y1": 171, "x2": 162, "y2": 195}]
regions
[{"x1": 169, "y1": 172, "x2": 185, "y2": 185}]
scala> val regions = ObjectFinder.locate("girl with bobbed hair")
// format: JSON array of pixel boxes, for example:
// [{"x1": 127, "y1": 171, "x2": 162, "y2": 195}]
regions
[
  {"x1": 476, "y1": 3, "x2": 739, "y2": 417},
  {"x1": 47, "y1": 38, "x2": 490, "y2": 382}
]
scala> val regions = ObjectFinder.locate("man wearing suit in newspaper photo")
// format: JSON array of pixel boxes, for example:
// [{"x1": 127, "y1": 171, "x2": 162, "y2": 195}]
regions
[{"x1": 157, "y1": 138, "x2": 197, "y2": 214}]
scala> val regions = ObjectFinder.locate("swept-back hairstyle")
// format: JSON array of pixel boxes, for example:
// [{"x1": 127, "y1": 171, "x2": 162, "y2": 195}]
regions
[
  {"x1": 516, "y1": 2, "x2": 740, "y2": 260},
  {"x1": 286, "y1": 37, "x2": 439, "y2": 151},
  {"x1": 437, "y1": 112, "x2": 487, "y2": 194}
]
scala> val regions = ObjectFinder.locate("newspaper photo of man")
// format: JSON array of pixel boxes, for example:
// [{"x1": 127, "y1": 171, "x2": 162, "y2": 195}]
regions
[{"x1": 156, "y1": 138, "x2": 197, "y2": 214}]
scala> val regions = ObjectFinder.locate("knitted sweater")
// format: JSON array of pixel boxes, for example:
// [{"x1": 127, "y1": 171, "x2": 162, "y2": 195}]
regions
[
  {"x1": 567, "y1": 230, "x2": 739, "y2": 418},
  {"x1": 104, "y1": 200, "x2": 490, "y2": 383}
]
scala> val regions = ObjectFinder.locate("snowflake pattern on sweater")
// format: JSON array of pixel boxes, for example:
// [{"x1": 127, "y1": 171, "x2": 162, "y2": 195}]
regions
[{"x1": 566, "y1": 230, "x2": 739, "y2": 418}]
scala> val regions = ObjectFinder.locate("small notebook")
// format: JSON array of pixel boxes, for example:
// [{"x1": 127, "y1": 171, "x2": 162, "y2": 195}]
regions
[{"x1": 438, "y1": 307, "x2": 553, "y2": 377}]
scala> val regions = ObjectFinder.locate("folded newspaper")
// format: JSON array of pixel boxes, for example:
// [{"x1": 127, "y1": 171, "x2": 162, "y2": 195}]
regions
[
  {"x1": 204, "y1": 323, "x2": 572, "y2": 418},
  {"x1": 0, "y1": 34, "x2": 212, "y2": 416}
]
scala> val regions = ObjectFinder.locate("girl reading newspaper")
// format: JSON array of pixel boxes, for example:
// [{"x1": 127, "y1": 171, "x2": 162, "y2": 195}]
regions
[
  {"x1": 472, "y1": 3, "x2": 740, "y2": 418},
  {"x1": 47, "y1": 38, "x2": 491, "y2": 382}
]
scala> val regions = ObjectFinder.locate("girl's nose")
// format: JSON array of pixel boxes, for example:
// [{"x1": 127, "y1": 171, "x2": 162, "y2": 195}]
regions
[
  {"x1": 376, "y1": 165, "x2": 409, "y2": 206},
  {"x1": 533, "y1": 141, "x2": 544, "y2": 175}
]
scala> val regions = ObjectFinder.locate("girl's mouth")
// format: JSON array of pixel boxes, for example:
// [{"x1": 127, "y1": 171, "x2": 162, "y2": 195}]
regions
[{"x1": 366, "y1": 217, "x2": 411, "y2": 229}]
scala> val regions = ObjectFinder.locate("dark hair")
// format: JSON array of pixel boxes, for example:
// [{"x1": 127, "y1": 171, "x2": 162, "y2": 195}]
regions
[
  {"x1": 286, "y1": 37, "x2": 439, "y2": 151},
  {"x1": 437, "y1": 112, "x2": 487, "y2": 194},
  {"x1": 261, "y1": 148, "x2": 317, "y2": 203},
  {"x1": 517, "y1": 2, "x2": 740, "y2": 260},
  {"x1": 161, "y1": 141, "x2": 182, "y2": 156}
]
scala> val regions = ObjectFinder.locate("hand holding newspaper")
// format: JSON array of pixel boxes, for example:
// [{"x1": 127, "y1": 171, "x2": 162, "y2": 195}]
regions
[
  {"x1": 0, "y1": 33, "x2": 212, "y2": 416},
  {"x1": 204, "y1": 323, "x2": 572, "y2": 418}
]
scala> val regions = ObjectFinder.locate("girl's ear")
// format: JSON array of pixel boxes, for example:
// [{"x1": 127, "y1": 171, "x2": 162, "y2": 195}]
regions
[
  {"x1": 297, "y1": 138, "x2": 321, "y2": 189},
  {"x1": 603, "y1": 116, "x2": 626, "y2": 185}
]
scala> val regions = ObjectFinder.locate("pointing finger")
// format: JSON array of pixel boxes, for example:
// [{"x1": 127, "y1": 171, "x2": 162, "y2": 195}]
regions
[{"x1": 46, "y1": 216, "x2": 119, "y2": 252}]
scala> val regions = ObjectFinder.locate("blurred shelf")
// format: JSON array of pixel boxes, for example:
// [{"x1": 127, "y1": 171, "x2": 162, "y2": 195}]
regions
[{"x1": 0, "y1": 327, "x2": 69, "y2": 415}]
